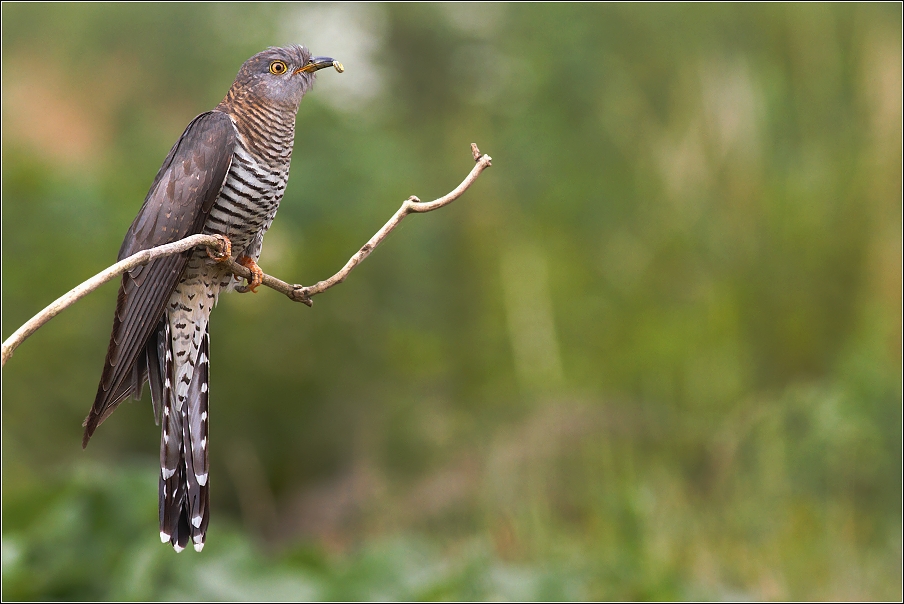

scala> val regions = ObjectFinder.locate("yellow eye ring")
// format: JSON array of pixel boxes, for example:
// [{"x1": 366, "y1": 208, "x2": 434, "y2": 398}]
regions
[{"x1": 269, "y1": 60, "x2": 288, "y2": 75}]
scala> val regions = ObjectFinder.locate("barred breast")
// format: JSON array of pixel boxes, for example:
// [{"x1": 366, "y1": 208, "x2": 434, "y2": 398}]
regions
[
  {"x1": 202, "y1": 108, "x2": 295, "y2": 262},
  {"x1": 166, "y1": 106, "x2": 296, "y2": 416}
]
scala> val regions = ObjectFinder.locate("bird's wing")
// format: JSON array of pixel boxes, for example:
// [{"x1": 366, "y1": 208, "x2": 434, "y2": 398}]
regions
[{"x1": 83, "y1": 111, "x2": 236, "y2": 447}]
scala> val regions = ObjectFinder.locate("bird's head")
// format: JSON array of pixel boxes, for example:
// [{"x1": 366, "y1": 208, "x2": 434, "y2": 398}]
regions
[{"x1": 227, "y1": 45, "x2": 342, "y2": 110}]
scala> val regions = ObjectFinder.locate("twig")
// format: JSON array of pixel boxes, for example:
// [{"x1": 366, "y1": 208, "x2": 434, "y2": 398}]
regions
[
  {"x1": 2, "y1": 144, "x2": 492, "y2": 367},
  {"x1": 2, "y1": 234, "x2": 227, "y2": 367},
  {"x1": 288, "y1": 144, "x2": 493, "y2": 305}
]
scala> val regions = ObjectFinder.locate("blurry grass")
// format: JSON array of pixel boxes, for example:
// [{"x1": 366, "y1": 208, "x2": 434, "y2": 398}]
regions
[
  {"x1": 4, "y1": 367, "x2": 899, "y2": 601},
  {"x1": 1, "y1": 464, "x2": 583, "y2": 601}
]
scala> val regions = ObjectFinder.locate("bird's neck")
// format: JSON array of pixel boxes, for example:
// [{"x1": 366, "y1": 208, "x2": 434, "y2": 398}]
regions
[{"x1": 216, "y1": 91, "x2": 298, "y2": 166}]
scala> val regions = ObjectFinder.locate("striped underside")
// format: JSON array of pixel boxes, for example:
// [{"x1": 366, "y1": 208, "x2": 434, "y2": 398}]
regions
[{"x1": 158, "y1": 109, "x2": 295, "y2": 552}]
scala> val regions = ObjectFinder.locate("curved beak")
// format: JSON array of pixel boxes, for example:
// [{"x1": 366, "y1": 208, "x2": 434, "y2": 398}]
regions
[{"x1": 295, "y1": 56, "x2": 344, "y2": 74}]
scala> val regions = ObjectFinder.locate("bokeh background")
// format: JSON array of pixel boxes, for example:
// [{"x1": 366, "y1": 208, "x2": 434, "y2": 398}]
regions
[{"x1": 2, "y1": 3, "x2": 901, "y2": 600}]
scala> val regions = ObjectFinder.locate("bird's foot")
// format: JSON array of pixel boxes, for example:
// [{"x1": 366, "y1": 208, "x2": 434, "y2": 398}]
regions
[
  {"x1": 207, "y1": 235, "x2": 232, "y2": 262},
  {"x1": 234, "y1": 256, "x2": 264, "y2": 293}
]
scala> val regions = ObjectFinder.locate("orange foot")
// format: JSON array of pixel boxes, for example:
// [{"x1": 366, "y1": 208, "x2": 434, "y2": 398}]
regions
[
  {"x1": 235, "y1": 255, "x2": 264, "y2": 293},
  {"x1": 206, "y1": 235, "x2": 232, "y2": 262}
]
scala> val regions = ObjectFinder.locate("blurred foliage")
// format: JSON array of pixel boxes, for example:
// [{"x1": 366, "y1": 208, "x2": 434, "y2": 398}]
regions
[
  {"x1": 2, "y1": 465, "x2": 582, "y2": 600},
  {"x1": 2, "y1": 3, "x2": 901, "y2": 601}
]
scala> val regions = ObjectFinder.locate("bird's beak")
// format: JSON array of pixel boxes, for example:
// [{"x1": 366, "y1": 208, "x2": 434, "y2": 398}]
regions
[{"x1": 295, "y1": 56, "x2": 344, "y2": 74}]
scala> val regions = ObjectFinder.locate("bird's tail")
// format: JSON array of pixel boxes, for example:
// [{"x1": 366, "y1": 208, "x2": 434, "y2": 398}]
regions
[{"x1": 155, "y1": 318, "x2": 210, "y2": 552}]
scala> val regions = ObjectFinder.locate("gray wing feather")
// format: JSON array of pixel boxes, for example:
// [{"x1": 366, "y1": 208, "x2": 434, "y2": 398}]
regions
[{"x1": 83, "y1": 111, "x2": 236, "y2": 447}]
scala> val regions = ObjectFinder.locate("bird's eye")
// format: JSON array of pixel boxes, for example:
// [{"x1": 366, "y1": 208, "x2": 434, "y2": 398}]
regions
[{"x1": 269, "y1": 60, "x2": 288, "y2": 75}]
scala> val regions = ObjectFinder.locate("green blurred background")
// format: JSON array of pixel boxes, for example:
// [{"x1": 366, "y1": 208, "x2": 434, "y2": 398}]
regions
[{"x1": 2, "y1": 3, "x2": 901, "y2": 600}]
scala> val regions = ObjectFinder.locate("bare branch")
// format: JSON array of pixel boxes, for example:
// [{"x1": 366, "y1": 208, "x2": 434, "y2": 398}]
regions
[
  {"x1": 290, "y1": 145, "x2": 493, "y2": 305},
  {"x1": 2, "y1": 145, "x2": 492, "y2": 367},
  {"x1": 2, "y1": 234, "x2": 229, "y2": 367}
]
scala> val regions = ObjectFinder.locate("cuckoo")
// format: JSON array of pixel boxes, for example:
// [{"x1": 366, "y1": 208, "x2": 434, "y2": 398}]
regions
[{"x1": 82, "y1": 45, "x2": 342, "y2": 552}]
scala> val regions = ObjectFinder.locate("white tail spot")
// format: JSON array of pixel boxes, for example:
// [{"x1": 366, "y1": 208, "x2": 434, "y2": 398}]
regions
[
  {"x1": 192, "y1": 515, "x2": 203, "y2": 528},
  {"x1": 173, "y1": 543, "x2": 185, "y2": 553},
  {"x1": 201, "y1": 438, "x2": 207, "y2": 450},
  {"x1": 197, "y1": 472, "x2": 208, "y2": 486},
  {"x1": 162, "y1": 467, "x2": 175, "y2": 479},
  {"x1": 201, "y1": 383, "x2": 208, "y2": 393},
  {"x1": 199, "y1": 352, "x2": 208, "y2": 363},
  {"x1": 201, "y1": 411, "x2": 208, "y2": 421},
  {"x1": 193, "y1": 542, "x2": 205, "y2": 552},
  {"x1": 160, "y1": 531, "x2": 171, "y2": 543}
]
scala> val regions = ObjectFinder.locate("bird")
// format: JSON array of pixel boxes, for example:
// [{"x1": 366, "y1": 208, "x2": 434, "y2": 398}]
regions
[{"x1": 81, "y1": 45, "x2": 341, "y2": 552}]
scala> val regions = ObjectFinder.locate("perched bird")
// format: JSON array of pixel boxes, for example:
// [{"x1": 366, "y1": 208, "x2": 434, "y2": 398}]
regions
[{"x1": 82, "y1": 46, "x2": 341, "y2": 552}]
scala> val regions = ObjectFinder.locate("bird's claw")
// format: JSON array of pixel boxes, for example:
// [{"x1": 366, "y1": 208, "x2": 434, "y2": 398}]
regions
[
  {"x1": 207, "y1": 235, "x2": 232, "y2": 262},
  {"x1": 234, "y1": 255, "x2": 264, "y2": 293}
]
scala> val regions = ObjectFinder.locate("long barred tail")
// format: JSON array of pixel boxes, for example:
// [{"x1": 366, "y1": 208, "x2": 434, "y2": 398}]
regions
[{"x1": 154, "y1": 318, "x2": 210, "y2": 552}]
